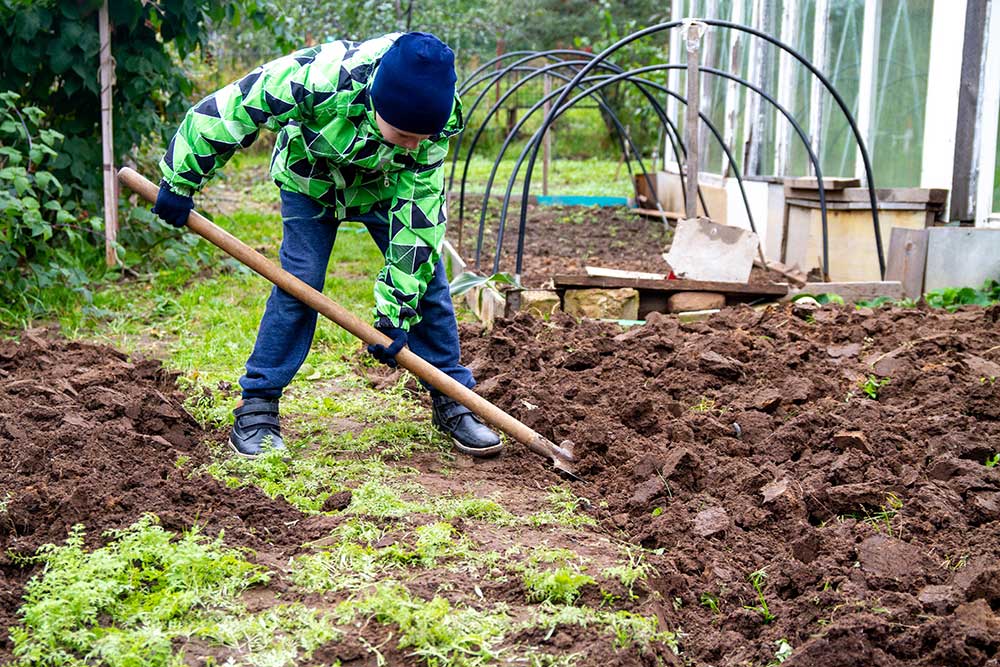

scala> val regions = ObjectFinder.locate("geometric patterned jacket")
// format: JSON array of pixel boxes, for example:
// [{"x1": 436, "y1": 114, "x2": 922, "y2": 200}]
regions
[{"x1": 159, "y1": 33, "x2": 464, "y2": 331}]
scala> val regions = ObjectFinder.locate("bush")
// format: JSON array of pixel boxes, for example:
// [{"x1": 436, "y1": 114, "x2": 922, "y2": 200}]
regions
[{"x1": 0, "y1": 92, "x2": 106, "y2": 319}]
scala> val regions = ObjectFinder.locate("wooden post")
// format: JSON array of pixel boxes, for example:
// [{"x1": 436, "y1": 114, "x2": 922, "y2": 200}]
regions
[
  {"x1": 684, "y1": 21, "x2": 707, "y2": 220},
  {"x1": 542, "y1": 73, "x2": 551, "y2": 196},
  {"x1": 99, "y1": 0, "x2": 119, "y2": 266}
]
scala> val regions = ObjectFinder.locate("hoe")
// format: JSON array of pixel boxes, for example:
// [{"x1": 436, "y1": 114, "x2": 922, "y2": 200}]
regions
[{"x1": 119, "y1": 168, "x2": 577, "y2": 476}]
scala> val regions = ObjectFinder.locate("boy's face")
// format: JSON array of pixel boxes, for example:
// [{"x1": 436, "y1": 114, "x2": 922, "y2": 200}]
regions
[{"x1": 375, "y1": 112, "x2": 431, "y2": 150}]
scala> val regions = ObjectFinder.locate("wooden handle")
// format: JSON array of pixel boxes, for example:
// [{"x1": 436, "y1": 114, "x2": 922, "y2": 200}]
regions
[{"x1": 119, "y1": 168, "x2": 575, "y2": 471}]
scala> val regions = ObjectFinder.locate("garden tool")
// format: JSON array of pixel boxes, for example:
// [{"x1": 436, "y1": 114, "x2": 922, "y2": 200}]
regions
[{"x1": 118, "y1": 168, "x2": 577, "y2": 477}]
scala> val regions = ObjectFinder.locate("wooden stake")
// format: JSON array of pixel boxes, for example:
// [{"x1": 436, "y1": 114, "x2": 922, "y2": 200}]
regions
[
  {"x1": 99, "y1": 0, "x2": 119, "y2": 266},
  {"x1": 684, "y1": 21, "x2": 707, "y2": 220}
]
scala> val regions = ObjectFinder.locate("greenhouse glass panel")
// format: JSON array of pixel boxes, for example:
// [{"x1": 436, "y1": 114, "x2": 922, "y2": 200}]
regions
[
  {"x1": 869, "y1": 0, "x2": 933, "y2": 187},
  {"x1": 786, "y1": 0, "x2": 817, "y2": 177},
  {"x1": 993, "y1": 103, "x2": 1000, "y2": 212},
  {"x1": 819, "y1": 0, "x2": 863, "y2": 178}
]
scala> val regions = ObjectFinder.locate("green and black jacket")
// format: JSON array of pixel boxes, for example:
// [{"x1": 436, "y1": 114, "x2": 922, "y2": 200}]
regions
[{"x1": 160, "y1": 33, "x2": 464, "y2": 331}]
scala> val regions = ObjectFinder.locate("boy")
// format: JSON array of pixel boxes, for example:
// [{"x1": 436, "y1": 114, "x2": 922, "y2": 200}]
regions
[{"x1": 152, "y1": 32, "x2": 501, "y2": 459}]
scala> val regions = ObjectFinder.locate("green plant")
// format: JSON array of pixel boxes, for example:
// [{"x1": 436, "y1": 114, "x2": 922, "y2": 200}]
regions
[
  {"x1": 7, "y1": 515, "x2": 350, "y2": 666},
  {"x1": 743, "y1": 568, "x2": 776, "y2": 624},
  {"x1": 986, "y1": 453, "x2": 999, "y2": 468},
  {"x1": 336, "y1": 582, "x2": 509, "y2": 667},
  {"x1": 601, "y1": 549, "x2": 657, "y2": 601},
  {"x1": 0, "y1": 92, "x2": 107, "y2": 320},
  {"x1": 860, "y1": 374, "x2": 890, "y2": 400},
  {"x1": 925, "y1": 280, "x2": 1000, "y2": 310},
  {"x1": 699, "y1": 592, "x2": 721, "y2": 614}
]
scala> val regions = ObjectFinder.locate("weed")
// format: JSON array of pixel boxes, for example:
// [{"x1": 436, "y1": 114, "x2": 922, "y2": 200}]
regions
[
  {"x1": 651, "y1": 506, "x2": 663, "y2": 517},
  {"x1": 744, "y1": 568, "x2": 776, "y2": 624},
  {"x1": 844, "y1": 493, "x2": 904, "y2": 536},
  {"x1": 522, "y1": 486, "x2": 597, "y2": 528},
  {"x1": 529, "y1": 604, "x2": 679, "y2": 654},
  {"x1": 699, "y1": 592, "x2": 721, "y2": 614},
  {"x1": 859, "y1": 374, "x2": 890, "y2": 400},
  {"x1": 690, "y1": 396, "x2": 716, "y2": 412},
  {"x1": 10, "y1": 516, "x2": 336, "y2": 666},
  {"x1": 601, "y1": 549, "x2": 657, "y2": 600},
  {"x1": 336, "y1": 582, "x2": 509, "y2": 667},
  {"x1": 524, "y1": 566, "x2": 596, "y2": 605},
  {"x1": 985, "y1": 453, "x2": 999, "y2": 468}
]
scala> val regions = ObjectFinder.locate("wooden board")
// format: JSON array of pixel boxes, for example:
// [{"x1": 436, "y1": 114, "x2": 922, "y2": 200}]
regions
[
  {"x1": 884, "y1": 228, "x2": 929, "y2": 300},
  {"x1": 585, "y1": 266, "x2": 668, "y2": 280},
  {"x1": 795, "y1": 281, "x2": 905, "y2": 302},
  {"x1": 785, "y1": 176, "x2": 861, "y2": 190},
  {"x1": 784, "y1": 187, "x2": 949, "y2": 206},
  {"x1": 784, "y1": 198, "x2": 939, "y2": 212},
  {"x1": 553, "y1": 274, "x2": 788, "y2": 297}
]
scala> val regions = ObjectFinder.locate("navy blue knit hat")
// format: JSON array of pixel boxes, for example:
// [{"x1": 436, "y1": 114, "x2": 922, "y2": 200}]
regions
[{"x1": 371, "y1": 32, "x2": 457, "y2": 136}]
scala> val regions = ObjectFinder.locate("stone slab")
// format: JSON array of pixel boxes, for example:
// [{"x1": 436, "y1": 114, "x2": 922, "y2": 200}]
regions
[
  {"x1": 924, "y1": 227, "x2": 1000, "y2": 291},
  {"x1": 563, "y1": 288, "x2": 639, "y2": 320},
  {"x1": 664, "y1": 217, "x2": 759, "y2": 283},
  {"x1": 667, "y1": 291, "x2": 726, "y2": 313}
]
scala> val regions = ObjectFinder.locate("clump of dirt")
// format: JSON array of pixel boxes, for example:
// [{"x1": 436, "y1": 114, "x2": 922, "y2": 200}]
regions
[
  {"x1": 0, "y1": 331, "x2": 327, "y2": 660},
  {"x1": 460, "y1": 304, "x2": 1000, "y2": 666}
]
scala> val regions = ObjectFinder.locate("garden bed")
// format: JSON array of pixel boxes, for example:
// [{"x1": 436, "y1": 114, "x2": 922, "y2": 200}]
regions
[
  {"x1": 457, "y1": 302, "x2": 1000, "y2": 665},
  {"x1": 449, "y1": 203, "x2": 784, "y2": 289},
  {"x1": 3, "y1": 300, "x2": 999, "y2": 666}
]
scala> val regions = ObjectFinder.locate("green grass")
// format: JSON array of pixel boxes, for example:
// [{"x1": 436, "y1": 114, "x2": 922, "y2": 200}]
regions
[{"x1": 458, "y1": 156, "x2": 631, "y2": 199}]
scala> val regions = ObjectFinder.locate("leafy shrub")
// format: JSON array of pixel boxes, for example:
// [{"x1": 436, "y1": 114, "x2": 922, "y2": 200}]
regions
[{"x1": 0, "y1": 92, "x2": 106, "y2": 318}]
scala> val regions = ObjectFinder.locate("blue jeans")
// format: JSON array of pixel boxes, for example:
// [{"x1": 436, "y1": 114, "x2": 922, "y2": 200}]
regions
[{"x1": 239, "y1": 189, "x2": 475, "y2": 399}]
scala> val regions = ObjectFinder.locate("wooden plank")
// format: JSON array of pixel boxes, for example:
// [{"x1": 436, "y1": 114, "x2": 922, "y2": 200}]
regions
[
  {"x1": 785, "y1": 198, "x2": 934, "y2": 212},
  {"x1": 884, "y1": 228, "x2": 929, "y2": 300},
  {"x1": 784, "y1": 187, "x2": 949, "y2": 205},
  {"x1": 585, "y1": 266, "x2": 668, "y2": 280},
  {"x1": 796, "y1": 281, "x2": 905, "y2": 302},
  {"x1": 553, "y1": 274, "x2": 788, "y2": 296},
  {"x1": 785, "y1": 177, "x2": 861, "y2": 190},
  {"x1": 754, "y1": 258, "x2": 807, "y2": 287},
  {"x1": 633, "y1": 207, "x2": 684, "y2": 220}
]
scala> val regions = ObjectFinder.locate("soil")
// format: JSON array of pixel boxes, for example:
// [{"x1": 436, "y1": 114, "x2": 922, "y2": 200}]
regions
[
  {"x1": 449, "y1": 203, "x2": 670, "y2": 287},
  {"x1": 458, "y1": 303, "x2": 1000, "y2": 666},
  {"x1": 0, "y1": 331, "x2": 339, "y2": 660},
  {"x1": 448, "y1": 203, "x2": 783, "y2": 288},
  {"x1": 4, "y1": 298, "x2": 1000, "y2": 666}
]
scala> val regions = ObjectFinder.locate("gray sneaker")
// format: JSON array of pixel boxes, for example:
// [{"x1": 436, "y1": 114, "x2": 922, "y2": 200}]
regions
[{"x1": 229, "y1": 398, "x2": 285, "y2": 458}]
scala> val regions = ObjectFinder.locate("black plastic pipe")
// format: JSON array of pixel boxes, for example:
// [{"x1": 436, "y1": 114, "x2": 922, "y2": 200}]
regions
[{"x1": 519, "y1": 19, "x2": 884, "y2": 278}]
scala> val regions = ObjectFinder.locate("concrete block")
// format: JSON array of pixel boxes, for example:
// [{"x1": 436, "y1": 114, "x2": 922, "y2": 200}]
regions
[
  {"x1": 667, "y1": 291, "x2": 726, "y2": 313},
  {"x1": 517, "y1": 289, "x2": 561, "y2": 319},
  {"x1": 664, "y1": 217, "x2": 759, "y2": 283},
  {"x1": 564, "y1": 288, "x2": 639, "y2": 320},
  {"x1": 924, "y1": 227, "x2": 1000, "y2": 291}
]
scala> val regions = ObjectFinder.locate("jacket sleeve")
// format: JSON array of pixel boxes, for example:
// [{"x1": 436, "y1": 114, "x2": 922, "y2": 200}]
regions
[
  {"x1": 159, "y1": 45, "x2": 337, "y2": 195},
  {"x1": 373, "y1": 162, "x2": 448, "y2": 331}
]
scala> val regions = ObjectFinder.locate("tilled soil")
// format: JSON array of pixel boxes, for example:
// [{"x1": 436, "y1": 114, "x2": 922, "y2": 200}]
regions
[
  {"x1": 449, "y1": 203, "x2": 670, "y2": 286},
  {"x1": 449, "y1": 202, "x2": 784, "y2": 288},
  {"x1": 0, "y1": 332, "x2": 340, "y2": 661},
  {"x1": 460, "y1": 304, "x2": 1000, "y2": 666}
]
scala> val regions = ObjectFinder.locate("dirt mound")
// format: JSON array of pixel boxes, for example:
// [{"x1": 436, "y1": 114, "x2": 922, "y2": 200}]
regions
[
  {"x1": 461, "y1": 304, "x2": 1000, "y2": 665},
  {"x1": 0, "y1": 331, "x2": 315, "y2": 659}
]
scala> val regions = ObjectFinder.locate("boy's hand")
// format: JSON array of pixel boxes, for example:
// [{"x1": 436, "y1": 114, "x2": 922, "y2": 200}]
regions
[
  {"x1": 367, "y1": 327, "x2": 408, "y2": 368},
  {"x1": 152, "y1": 181, "x2": 194, "y2": 228}
]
